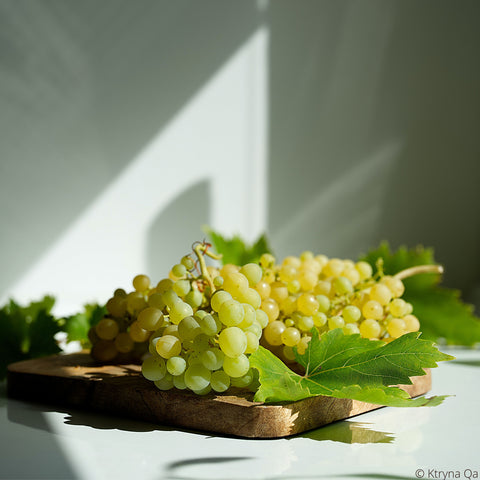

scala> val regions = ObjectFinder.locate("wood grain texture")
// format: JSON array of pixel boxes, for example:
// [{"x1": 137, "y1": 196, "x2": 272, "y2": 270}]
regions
[{"x1": 7, "y1": 353, "x2": 431, "y2": 438}]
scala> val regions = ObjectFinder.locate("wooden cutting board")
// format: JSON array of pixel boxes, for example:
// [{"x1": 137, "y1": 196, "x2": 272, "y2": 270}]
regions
[{"x1": 7, "y1": 353, "x2": 431, "y2": 438}]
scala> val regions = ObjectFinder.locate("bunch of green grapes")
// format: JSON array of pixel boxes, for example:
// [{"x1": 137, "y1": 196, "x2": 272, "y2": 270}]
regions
[
  {"x1": 88, "y1": 273, "x2": 158, "y2": 363},
  {"x1": 141, "y1": 249, "x2": 268, "y2": 394},
  {"x1": 251, "y1": 251, "x2": 421, "y2": 364}
]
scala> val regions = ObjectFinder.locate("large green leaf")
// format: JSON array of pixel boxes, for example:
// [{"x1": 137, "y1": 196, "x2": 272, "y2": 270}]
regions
[{"x1": 250, "y1": 329, "x2": 452, "y2": 406}]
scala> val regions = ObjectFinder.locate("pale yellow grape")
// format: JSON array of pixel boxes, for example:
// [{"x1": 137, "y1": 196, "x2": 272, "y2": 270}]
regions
[
  {"x1": 369, "y1": 284, "x2": 393, "y2": 306},
  {"x1": 362, "y1": 300, "x2": 384, "y2": 321},
  {"x1": 200, "y1": 348, "x2": 224, "y2": 370},
  {"x1": 142, "y1": 355, "x2": 167, "y2": 381},
  {"x1": 282, "y1": 255, "x2": 301, "y2": 268},
  {"x1": 223, "y1": 272, "x2": 249, "y2": 295},
  {"x1": 166, "y1": 356, "x2": 187, "y2": 376},
  {"x1": 343, "y1": 323, "x2": 360, "y2": 335},
  {"x1": 211, "y1": 290, "x2": 233, "y2": 312},
  {"x1": 296, "y1": 335, "x2": 311, "y2": 355},
  {"x1": 343, "y1": 305, "x2": 361, "y2": 323},
  {"x1": 315, "y1": 254, "x2": 328, "y2": 269},
  {"x1": 332, "y1": 276, "x2": 353, "y2": 295},
  {"x1": 171, "y1": 263, "x2": 187, "y2": 278},
  {"x1": 297, "y1": 315, "x2": 314, "y2": 332},
  {"x1": 355, "y1": 261, "x2": 373, "y2": 280},
  {"x1": 154, "y1": 373, "x2": 174, "y2": 391},
  {"x1": 106, "y1": 296, "x2": 127, "y2": 318},
  {"x1": 278, "y1": 265, "x2": 297, "y2": 283},
  {"x1": 316, "y1": 294, "x2": 330, "y2": 313},
  {"x1": 184, "y1": 364, "x2": 211, "y2": 391},
  {"x1": 254, "y1": 280, "x2": 271, "y2": 300},
  {"x1": 387, "y1": 318, "x2": 407, "y2": 338},
  {"x1": 207, "y1": 265, "x2": 220, "y2": 280},
  {"x1": 381, "y1": 275, "x2": 405, "y2": 297},
  {"x1": 198, "y1": 313, "x2": 221, "y2": 336},
  {"x1": 298, "y1": 269, "x2": 318, "y2": 290},
  {"x1": 245, "y1": 331, "x2": 260, "y2": 353},
  {"x1": 259, "y1": 253, "x2": 275, "y2": 269},
  {"x1": 169, "y1": 300, "x2": 194, "y2": 324},
  {"x1": 129, "y1": 321, "x2": 151, "y2": 342},
  {"x1": 219, "y1": 263, "x2": 239, "y2": 278},
  {"x1": 210, "y1": 370, "x2": 230, "y2": 392},
  {"x1": 137, "y1": 307, "x2": 164, "y2": 331},
  {"x1": 314, "y1": 280, "x2": 331, "y2": 296},
  {"x1": 95, "y1": 318, "x2": 119, "y2": 340},
  {"x1": 162, "y1": 289, "x2": 179, "y2": 308},
  {"x1": 313, "y1": 312, "x2": 327, "y2": 327},
  {"x1": 297, "y1": 293, "x2": 319, "y2": 316},
  {"x1": 255, "y1": 309, "x2": 269, "y2": 329},
  {"x1": 133, "y1": 274, "x2": 150, "y2": 292},
  {"x1": 323, "y1": 258, "x2": 344, "y2": 277},
  {"x1": 263, "y1": 269, "x2": 276, "y2": 283},
  {"x1": 239, "y1": 303, "x2": 256, "y2": 328},
  {"x1": 328, "y1": 315, "x2": 345, "y2": 330},
  {"x1": 223, "y1": 354, "x2": 249, "y2": 378},
  {"x1": 173, "y1": 279, "x2": 191, "y2": 296},
  {"x1": 213, "y1": 276, "x2": 224, "y2": 288},
  {"x1": 359, "y1": 319, "x2": 381, "y2": 339},
  {"x1": 156, "y1": 335, "x2": 182, "y2": 359},
  {"x1": 240, "y1": 263, "x2": 263, "y2": 286},
  {"x1": 235, "y1": 287, "x2": 262, "y2": 309},
  {"x1": 269, "y1": 282, "x2": 289, "y2": 303},
  {"x1": 114, "y1": 332, "x2": 134, "y2": 353},
  {"x1": 218, "y1": 299, "x2": 245, "y2": 327},
  {"x1": 126, "y1": 291, "x2": 147, "y2": 314},
  {"x1": 184, "y1": 289, "x2": 203, "y2": 308},
  {"x1": 342, "y1": 267, "x2": 361, "y2": 286},
  {"x1": 263, "y1": 320, "x2": 286, "y2": 346},
  {"x1": 281, "y1": 327, "x2": 301, "y2": 347},
  {"x1": 148, "y1": 292, "x2": 165, "y2": 310},
  {"x1": 284, "y1": 318, "x2": 295, "y2": 327},
  {"x1": 302, "y1": 257, "x2": 322, "y2": 274},
  {"x1": 260, "y1": 298, "x2": 280, "y2": 322},
  {"x1": 181, "y1": 255, "x2": 195, "y2": 270},
  {"x1": 156, "y1": 278, "x2": 174, "y2": 294},
  {"x1": 282, "y1": 345, "x2": 297, "y2": 362},
  {"x1": 218, "y1": 327, "x2": 247, "y2": 358},
  {"x1": 389, "y1": 298, "x2": 409, "y2": 317},
  {"x1": 178, "y1": 316, "x2": 201, "y2": 341},
  {"x1": 163, "y1": 324, "x2": 180, "y2": 338},
  {"x1": 403, "y1": 314, "x2": 420, "y2": 332},
  {"x1": 287, "y1": 279, "x2": 301, "y2": 294},
  {"x1": 300, "y1": 250, "x2": 314, "y2": 261},
  {"x1": 280, "y1": 296, "x2": 297, "y2": 315},
  {"x1": 230, "y1": 370, "x2": 254, "y2": 388},
  {"x1": 192, "y1": 333, "x2": 210, "y2": 352},
  {"x1": 245, "y1": 322, "x2": 262, "y2": 338},
  {"x1": 173, "y1": 373, "x2": 187, "y2": 390}
]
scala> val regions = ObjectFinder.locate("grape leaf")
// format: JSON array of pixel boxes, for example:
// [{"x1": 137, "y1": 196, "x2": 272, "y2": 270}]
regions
[
  {"x1": 204, "y1": 227, "x2": 272, "y2": 266},
  {"x1": 0, "y1": 296, "x2": 62, "y2": 380},
  {"x1": 250, "y1": 329, "x2": 453, "y2": 406},
  {"x1": 62, "y1": 303, "x2": 106, "y2": 347},
  {"x1": 361, "y1": 242, "x2": 480, "y2": 346}
]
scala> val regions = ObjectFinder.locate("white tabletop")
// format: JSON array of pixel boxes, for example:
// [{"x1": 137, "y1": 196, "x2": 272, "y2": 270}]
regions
[{"x1": 1, "y1": 347, "x2": 479, "y2": 480}]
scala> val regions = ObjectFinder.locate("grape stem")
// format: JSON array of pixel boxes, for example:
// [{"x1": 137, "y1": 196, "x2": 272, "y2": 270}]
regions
[
  {"x1": 193, "y1": 242, "x2": 222, "y2": 293},
  {"x1": 394, "y1": 264, "x2": 444, "y2": 280}
]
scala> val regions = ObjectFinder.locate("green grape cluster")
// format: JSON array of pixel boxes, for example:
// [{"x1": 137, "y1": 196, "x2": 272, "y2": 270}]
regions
[
  {"x1": 90, "y1": 241, "x2": 430, "y2": 396},
  {"x1": 253, "y1": 251, "x2": 420, "y2": 365}
]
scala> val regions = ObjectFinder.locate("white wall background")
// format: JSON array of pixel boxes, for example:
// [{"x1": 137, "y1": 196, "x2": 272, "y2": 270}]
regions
[{"x1": 1, "y1": 0, "x2": 479, "y2": 315}]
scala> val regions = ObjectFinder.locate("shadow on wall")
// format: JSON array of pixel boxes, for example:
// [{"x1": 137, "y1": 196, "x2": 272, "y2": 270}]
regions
[
  {"x1": 146, "y1": 179, "x2": 211, "y2": 280},
  {"x1": 266, "y1": 0, "x2": 480, "y2": 297},
  {"x1": 0, "y1": 0, "x2": 261, "y2": 297}
]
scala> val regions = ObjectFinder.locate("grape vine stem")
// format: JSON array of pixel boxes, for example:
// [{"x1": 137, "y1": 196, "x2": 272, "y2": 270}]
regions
[
  {"x1": 193, "y1": 242, "x2": 222, "y2": 293},
  {"x1": 394, "y1": 264, "x2": 444, "y2": 280}
]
